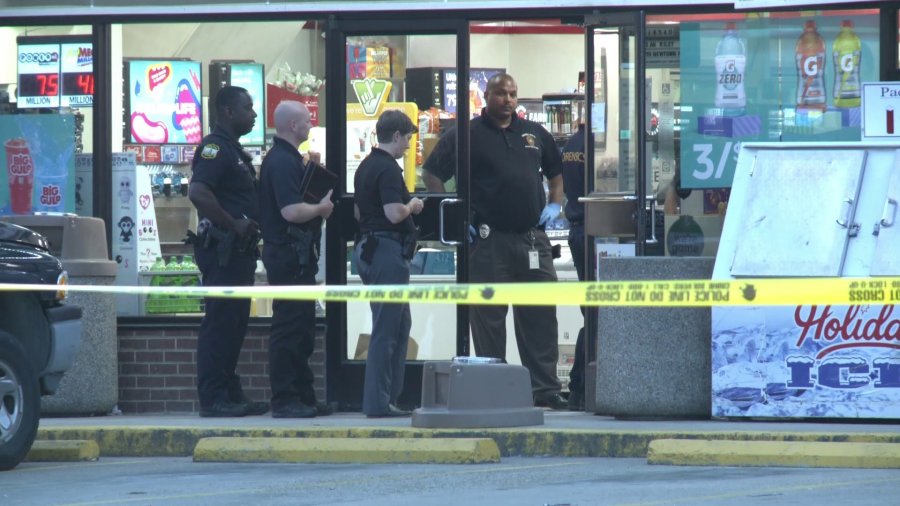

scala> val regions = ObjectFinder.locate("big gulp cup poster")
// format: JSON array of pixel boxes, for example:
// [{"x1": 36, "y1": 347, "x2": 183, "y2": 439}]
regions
[
  {"x1": 679, "y1": 12, "x2": 879, "y2": 190},
  {"x1": 126, "y1": 60, "x2": 203, "y2": 145},
  {"x1": 0, "y1": 114, "x2": 76, "y2": 215}
]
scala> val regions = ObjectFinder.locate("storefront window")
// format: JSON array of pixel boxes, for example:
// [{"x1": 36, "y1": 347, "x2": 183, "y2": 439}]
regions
[
  {"x1": 0, "y1": 26, "x2": 93, "y2": 218},
  {"x1": 114, "y1": 21, "x2": 325, "y2": 317},
  {"x1": 647, "y1": 9, "x2": 880, "y2": 258}
]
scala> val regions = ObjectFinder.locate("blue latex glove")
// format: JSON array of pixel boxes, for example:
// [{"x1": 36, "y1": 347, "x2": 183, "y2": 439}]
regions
[
  {"x1": 538, "y1": 203, "x2": 562, "y2": 226},
  {"x1": 468, "y1": 224, "x2": 477, "y2": 244}
]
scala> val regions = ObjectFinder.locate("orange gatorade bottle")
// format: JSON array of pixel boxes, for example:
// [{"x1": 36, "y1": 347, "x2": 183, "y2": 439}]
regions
[{"x1": 795, "y1": 20, "x2": 826, "y2": 112}]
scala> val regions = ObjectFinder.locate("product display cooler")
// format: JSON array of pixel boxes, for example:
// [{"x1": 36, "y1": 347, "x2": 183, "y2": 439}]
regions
[{"x1": 542, "y1": 93, "x2": 584, "y2": 149}]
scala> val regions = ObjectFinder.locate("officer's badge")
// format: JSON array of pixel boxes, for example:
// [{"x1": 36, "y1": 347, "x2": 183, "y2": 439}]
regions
[
  {"x1": 522, "y1": 133, "x2": 538, "y2": 150},
  {"x1": 478, "y1": 223, "x2": 491, "y2": 239},
  {"x1": 200, "y1": 144, "x2": 220, "y2": 159}
]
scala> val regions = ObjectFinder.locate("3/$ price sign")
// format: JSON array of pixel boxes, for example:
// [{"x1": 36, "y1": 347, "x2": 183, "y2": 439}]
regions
[
  {"x1": 17, "y1": 37, "x2": 94, "y2": 109},
  {"x1": 690, "y1": 139, "x2": 741, "y2": 186}
]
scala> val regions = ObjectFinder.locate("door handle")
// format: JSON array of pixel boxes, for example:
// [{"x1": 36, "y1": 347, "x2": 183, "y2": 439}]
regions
[
  {"x1": 836, "y1": 198, "x2": 854, "y2": 228},
  {"x1": 880, "y1": 197, "x2": 897, "y2": 227},
  {"x1": 645, "y1": 196, "x2": 658, "y2": 245},
  {"x1": 439, "y1": 198, "x2": 462, "y2": 246}
]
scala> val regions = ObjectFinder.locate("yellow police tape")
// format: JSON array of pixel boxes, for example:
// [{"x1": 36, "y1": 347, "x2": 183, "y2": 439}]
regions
[{"x1": 1, "y1": 277, "x2": 899, "y2": 306}]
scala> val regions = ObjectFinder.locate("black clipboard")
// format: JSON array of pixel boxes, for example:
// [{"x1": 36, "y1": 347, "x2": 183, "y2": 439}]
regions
[{"x1": 299, "y1": 160, "x2": 338, "y2": 204}]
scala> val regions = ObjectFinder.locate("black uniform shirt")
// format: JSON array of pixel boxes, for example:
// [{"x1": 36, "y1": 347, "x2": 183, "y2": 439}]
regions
[
  {"x1": 354, "y1": 148, "x2": 415, "y2": 234},
  {"x1": 258, "y1": 136, "x2": 322, "y2": 246},
  {"x1": 424, "y1": 111, "x2": 562, "y2": 232},
  {"x1": 190, "y1": 125, "x2": 259, "y2": 222},
  {"x1": 561, "y1": 124, "x2": 585, "y2": 223}
]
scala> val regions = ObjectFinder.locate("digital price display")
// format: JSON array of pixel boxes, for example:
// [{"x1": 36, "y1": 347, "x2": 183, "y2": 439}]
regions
[
  {"x1": 62, "y1": 72, "x2": 95, "y2": 96},
  {"x1": 17, "y1": 73, "x2": 60, "y2": 98},
  {"x1": 17, "y1": 43, "x2": 61, "y2": 108},
  {"x1": 60, "y1": 42, "x2": 93, "y2": 107},
  {"x1": 16, "y1": 37, "x2": 93, "y2": 109}
]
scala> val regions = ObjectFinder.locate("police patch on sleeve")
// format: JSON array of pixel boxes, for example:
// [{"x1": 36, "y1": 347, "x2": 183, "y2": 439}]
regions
[{"x1": 200, "y1": 144, "x2": 220, "y2": 159}]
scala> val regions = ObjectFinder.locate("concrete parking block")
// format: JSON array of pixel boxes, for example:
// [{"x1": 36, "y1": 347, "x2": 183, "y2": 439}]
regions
[
  {"x1": 193, "y1": 437, "x2": 501, "y2": 464},
  {"x1": 26, "y1": 440, "x2": 100, "y2": 462},
  {"x1": 647, "y1": 439, "x2": 900, "y2": 469}
]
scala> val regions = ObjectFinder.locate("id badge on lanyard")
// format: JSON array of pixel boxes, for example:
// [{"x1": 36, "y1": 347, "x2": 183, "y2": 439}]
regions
[{"x1": 528, "y1": 230, "x2": 539, "y2": 270}]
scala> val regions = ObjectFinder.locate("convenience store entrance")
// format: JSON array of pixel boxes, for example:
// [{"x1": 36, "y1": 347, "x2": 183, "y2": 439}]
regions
[
  {"x1": 324, "y1": 18, "x2": 471, "y2": 410},
  {"x1": 324, "y1": 12, "x2": 644, "y2": 411}
]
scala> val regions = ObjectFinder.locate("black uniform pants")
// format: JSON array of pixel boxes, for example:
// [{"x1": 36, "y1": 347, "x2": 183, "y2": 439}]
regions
[
  {"x1": 354, "y1": 235, "x2": 411, "y2": 415},
  {"x1": 567, "y1": 222, "x2": 586, "y2": 399},
  {"x1": 262, "y1": 243, "x2": 318, "y2": 409},
  {"x1": 195, "y1": 243, "x2": 257, "y2": 407},
  {"x1": 469, "y1": 228, "x2": 561, "y2": 398}
]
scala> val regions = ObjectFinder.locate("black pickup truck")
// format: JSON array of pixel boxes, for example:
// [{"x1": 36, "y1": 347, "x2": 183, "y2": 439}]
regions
[{"x1": 0, "y1": 220, "x2": 82, "y2": 471}]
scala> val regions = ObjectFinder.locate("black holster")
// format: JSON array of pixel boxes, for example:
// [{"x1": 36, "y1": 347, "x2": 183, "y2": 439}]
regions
[
  {"x1": 360, "y1": 235, "x2": 378, "y2": 264},
  {"x1": 205, "y1": 225, "x2": 235, "y2": 267},
  {"x1": 286, "y1": 225, "x2": 317, "y2": 276},
  {"x1": 401, "y1": 227, "x2": 420, "y2": 260},
  {"x1": 200, "y1": 222, "x2": 260, "y2": 267}
]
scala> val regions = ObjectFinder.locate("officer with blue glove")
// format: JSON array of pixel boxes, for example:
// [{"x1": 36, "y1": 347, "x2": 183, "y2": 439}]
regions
[
  {"x1": 423, "y1": 73, "x2": 567, "y2": 410},
  {"x1": 539, "y1": 202, "x2": 562, "y2": 227}
]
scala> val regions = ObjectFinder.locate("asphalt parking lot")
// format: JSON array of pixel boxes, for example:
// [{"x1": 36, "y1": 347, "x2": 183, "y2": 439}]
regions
[{"x1": 5, "y1": 456, "x2": 900, "y2": 506}]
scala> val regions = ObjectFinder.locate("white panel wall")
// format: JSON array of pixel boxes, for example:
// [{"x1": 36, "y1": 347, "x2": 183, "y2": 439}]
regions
[
  {"x1": 408, "y1": 32, "x2": 583, "y2": 99},
  {"x1": 505, "y1": 33, "x2": 583, "y2": 97}
]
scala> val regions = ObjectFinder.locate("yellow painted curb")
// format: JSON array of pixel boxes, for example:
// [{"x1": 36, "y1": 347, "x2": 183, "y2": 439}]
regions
[
  {"x1": 26, "y1": 439, "x2": 100, "y2": 462},
  {"x1": 38, "y1": 426, "x2": 900, "y2": 459},
  {"x1": 647, "y1": 439, "x2": 900, "y2": 468},
  {"x1": 193, "y1": 437, "x2": 501, "y2": 464}
]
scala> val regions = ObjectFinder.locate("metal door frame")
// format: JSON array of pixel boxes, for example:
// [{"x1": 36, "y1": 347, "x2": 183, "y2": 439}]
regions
[
  {"x1": 323, "y1": 16, "x2": 471, "y2": 409},
  {"x1": 583, "y1": 11, "x2": 645, "y2": 378}
]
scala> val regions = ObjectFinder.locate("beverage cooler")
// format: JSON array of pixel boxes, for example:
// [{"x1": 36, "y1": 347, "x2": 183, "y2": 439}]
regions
[{"x1": 542, "y1": 93, "x2": 584, "y2": 149}]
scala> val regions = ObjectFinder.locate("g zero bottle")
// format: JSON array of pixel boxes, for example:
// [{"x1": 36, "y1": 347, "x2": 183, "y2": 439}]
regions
[
  {"x1": 714, "y1": 22, "x2": 747, "y2": 117},
  {"x1": 795, "y1": 20, "x2": 827, "y2": 112}
]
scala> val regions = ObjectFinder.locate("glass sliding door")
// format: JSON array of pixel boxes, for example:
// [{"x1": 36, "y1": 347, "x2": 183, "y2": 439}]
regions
[{"x1": 324, "y1": 18, "x2": 469, "y2": 410}]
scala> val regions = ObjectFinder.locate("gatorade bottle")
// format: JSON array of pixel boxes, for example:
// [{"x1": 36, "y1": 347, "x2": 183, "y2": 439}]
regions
[
  {"x1": 171, "y1": 255, "x2": 186, "y2": 313},
  {"x1": 714, "y1": 22, "x2": 746, "y2": 117},
  {"x1": 795, "y1": 20, "x2": 827, "y2": 112},
  {"x1": 181, "y1": 255, "x2": 201, "y2": 313},
  {"x1": 832, "y1": 19, "x2": 861, "y2": 108},
  {"x1": 160, "y1": 256, "x2": 180, "y2": 313},
  {"x1": 147, "y1": 256, "x2": 166, "y2": 314}
]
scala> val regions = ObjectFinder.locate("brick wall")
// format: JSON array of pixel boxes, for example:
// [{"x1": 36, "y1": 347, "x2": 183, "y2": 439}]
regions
[{"x1": 117, "y1": 322, "x2": 325, "y2": 414}]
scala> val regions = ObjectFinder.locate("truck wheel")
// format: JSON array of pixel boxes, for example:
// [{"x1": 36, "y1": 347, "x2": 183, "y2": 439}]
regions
[{"x1": 0, "y1": 330, "x2": 39, "y2": 471}]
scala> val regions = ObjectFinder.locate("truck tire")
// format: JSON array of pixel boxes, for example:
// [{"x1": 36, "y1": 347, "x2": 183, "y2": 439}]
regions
[{"x1": 0, "y1": 330, "x2": 40, "y2": 471}]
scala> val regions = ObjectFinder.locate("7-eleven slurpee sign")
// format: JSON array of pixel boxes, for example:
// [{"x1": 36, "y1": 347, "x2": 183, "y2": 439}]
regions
[{"x1": 352, "y1": 78, "x2": 393, "y2": 117}]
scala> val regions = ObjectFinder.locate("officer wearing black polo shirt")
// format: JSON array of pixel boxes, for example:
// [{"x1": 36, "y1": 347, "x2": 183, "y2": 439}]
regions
[
  {"x1": 188, "y1": 85, "x2": 268, "y2": 418},
  {"x1": 353, "y1": 110, "x2": 424, "y2": 418},
  {"x1": 259, "y1": 101, "x2": 334, "y2": 418},
  {"x1": 423, "y1": 73, "x2": 568, "y2": 410},
  {"x1": 561, "y1": 123, "x2": 587, "y2": 411}
]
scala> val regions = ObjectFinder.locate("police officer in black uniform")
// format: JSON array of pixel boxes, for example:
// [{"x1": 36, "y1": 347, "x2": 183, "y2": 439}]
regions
[
  {"x1": 423, "y1": 73, "x2": 568, "y2": 410},
  {"x1": 561, "y1": 122, "x2": 587, "y2": 410},
  {"x1": 258, "y1": 100, "x2": 334, "y2": 418},
  {"x1": 353, "y1": 110, "x2": 424, "y2": 418},
  {"x1": 188, "y1": 85, "x2": 268, "y2": 417}
]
